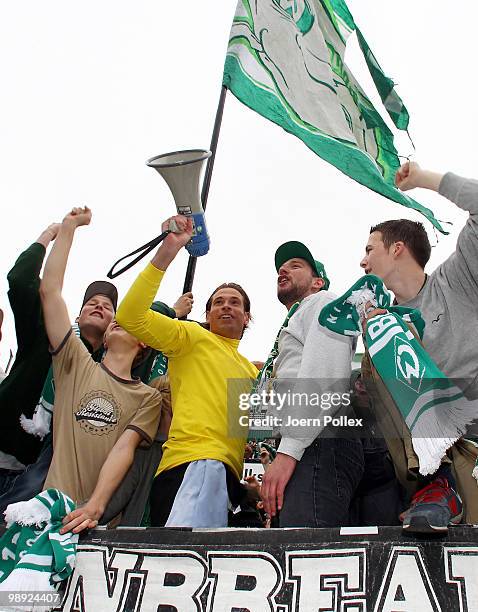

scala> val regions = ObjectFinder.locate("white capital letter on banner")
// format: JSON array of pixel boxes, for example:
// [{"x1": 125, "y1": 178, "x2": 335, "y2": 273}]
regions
[
  {"x1": 208, "y1": 552, "x2": 281, "y2": 612},
  {"x1": 286, "y1": 549, "x2": 366, "y2": 611},
  {"x1": 374, "y1": 547, "x2": 440, "y2": 612},
  {"x1": 140, "y1": 551, "x2": 206, "y2": 611},
  {"x1": 61, "y1": 547, "x2": 140, "y2": 611},
  {"x1": 444, "y1": 547, "x2": 478, "y2": 612}
]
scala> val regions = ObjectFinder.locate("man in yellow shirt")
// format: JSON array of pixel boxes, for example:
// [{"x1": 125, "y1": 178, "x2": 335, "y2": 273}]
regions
[{"x1": 116, "y1": 215, "x2": 258, "y2": 528}]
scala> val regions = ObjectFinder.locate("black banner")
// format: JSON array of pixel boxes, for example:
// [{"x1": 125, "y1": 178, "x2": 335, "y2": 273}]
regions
[{"x1": 56, "y1": 525, "x2": 478, "y2": 611}]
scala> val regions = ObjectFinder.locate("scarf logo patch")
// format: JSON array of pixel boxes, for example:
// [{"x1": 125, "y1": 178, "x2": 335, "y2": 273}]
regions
[
  {"x1": 75, "y1": 390, "x2": 120, "y2": 435},
  {"x1": 394, "y1": 336, "x2": 425, "y2": 394}
]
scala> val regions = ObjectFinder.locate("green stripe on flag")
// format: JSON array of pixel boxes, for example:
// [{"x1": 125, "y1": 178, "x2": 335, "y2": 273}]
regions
[
  {"x1": 224, "y1": 0, "x2": 446, "y2": 233},
  {"x1": 224, "y1": 55, "x2": 444, "y2": 228}
]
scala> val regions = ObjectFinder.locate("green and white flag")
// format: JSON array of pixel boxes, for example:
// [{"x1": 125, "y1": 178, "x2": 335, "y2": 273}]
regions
[{"x1": 223, "y1": 0, "x2": 445, "y2": 233}]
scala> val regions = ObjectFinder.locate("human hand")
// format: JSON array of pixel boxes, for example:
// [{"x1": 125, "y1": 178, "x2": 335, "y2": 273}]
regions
[
  {"x1": 395, "y1": 161, "x2": 443, "y2": 193},
  {"x1": 361, "y1": 307, "x2": 388, "y2": 334},
  {"x1": 261, "y1": 452, "x2": 297, "y2": 517},
  {"x1": 36, "y1": 223, "x2": 61, "y2": 248},
  {"x1": 62, "y1": 206, "x2": 92, "y2": 229},
  {"x1": 161, "y1": 215, "x2": 193, "y2": 252},
  {"x1": 60, "y1": 501, "x2": 102, "y2": 534},
  {"x1": 151, "y1": 215, "x2": 193, "y2": 270},
  {"x1": 173, "y1": 291, "x2": 194, "y2": 319},
  {"x1": 395, "y1": 161, "x2": 418, "y2": 191}
]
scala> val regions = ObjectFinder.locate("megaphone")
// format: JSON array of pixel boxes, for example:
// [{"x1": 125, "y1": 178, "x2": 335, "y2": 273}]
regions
[
  {"x1": 106, "y1": 148, "x2": 211, "y2": 279},
  {"x1": 147, "y1": 149, "x2": 211, "y2": 257}
]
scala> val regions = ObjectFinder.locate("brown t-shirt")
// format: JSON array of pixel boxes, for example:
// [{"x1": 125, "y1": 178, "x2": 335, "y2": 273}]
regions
[{"x1": 44, "y1": 330, "x2": 161, "y2": 504}]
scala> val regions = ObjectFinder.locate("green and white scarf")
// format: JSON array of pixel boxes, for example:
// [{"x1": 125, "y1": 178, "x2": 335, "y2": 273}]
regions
[
  {"x1": 20, "y1": 324, "x2": 81, "y2": 440},
  {"x1": 320, "y1": 275, "x2": 478, "y2": 476},
  {"x1": 250, "y1": 302, "x2": 300, "y2": 440},
  {"x1": 255, "y1": 301, "x2": 301, "y2": 391},
  {"x1": 0, "y1": 489, "x2": 78, "y2": 598}
]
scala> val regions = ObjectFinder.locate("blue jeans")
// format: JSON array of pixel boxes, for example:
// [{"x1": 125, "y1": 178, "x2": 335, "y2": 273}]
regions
[
  {"x1": 0, "y1": 435, "x2": 52, "y2": 518},
  {"x1": 280, "y1": 437, "x2": 364, "y2": 528}
]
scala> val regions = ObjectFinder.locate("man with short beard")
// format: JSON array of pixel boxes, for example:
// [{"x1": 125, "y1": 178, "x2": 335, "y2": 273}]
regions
[{"x1": 260, "y1": 241, "x2": 363, "y2": 527}]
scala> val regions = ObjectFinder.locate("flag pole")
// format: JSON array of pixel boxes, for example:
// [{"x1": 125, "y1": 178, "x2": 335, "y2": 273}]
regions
[{"x1": 182, "y1": 85, "x2": 228, "y2": 295}]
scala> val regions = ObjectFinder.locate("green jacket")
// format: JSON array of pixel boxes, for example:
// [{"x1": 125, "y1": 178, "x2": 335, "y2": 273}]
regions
[{"x1": 0, "y1": 243, "x2": 49, "y2": 464}]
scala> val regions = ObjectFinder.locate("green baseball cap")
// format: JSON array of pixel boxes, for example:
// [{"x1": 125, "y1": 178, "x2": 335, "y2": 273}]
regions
[{"x1": 275, "y1": 241, "x2": 330, "y2": 290}]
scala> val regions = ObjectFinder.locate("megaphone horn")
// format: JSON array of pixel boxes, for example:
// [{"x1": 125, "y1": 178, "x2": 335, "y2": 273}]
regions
[{"x1": 147, "y1": 149, "x2": 211, "y2": 257}]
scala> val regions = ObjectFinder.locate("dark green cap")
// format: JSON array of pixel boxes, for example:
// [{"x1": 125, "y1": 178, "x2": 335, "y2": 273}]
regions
[{"x1": 275, "y1": 241, "x2": 330, "y2": 290}]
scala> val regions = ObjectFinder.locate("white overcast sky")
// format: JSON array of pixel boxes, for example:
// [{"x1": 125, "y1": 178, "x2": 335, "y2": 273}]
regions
[{"x1": 0, "y1": 0, "x2": 476, "y2": 367}]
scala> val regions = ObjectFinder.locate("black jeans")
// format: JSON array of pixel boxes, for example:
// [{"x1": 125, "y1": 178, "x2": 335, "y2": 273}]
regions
[
  {"x1": 280, "y1": 437, "x2": 364, "y2": 528},
  {"x1": 0, "y1": 468, "x2": 24, "y2": 497}
]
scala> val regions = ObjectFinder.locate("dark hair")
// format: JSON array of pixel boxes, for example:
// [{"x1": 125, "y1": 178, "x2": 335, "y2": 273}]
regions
[
  {"x1": 370, "y1": 219, "x2": 431, "y2": 269},
  {"x1": 203, "y1": 282, "x2": 251, "y2": 337}
]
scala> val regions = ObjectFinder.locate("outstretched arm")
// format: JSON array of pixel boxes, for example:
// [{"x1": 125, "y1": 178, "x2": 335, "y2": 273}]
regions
[
  {"x1": 6, "y1": 223, "x2": 60, "y2": 355},
  {"x1": 397, "y1": 161, "x2": 478, "y2": 297},
  {"x1": 151, "y1": 215, "x2": 193, "y2": 271},
  {"x1": 116, "y1": 215, "x2": 195, "y2": 354},
  {"x1": 395, "y1": 161, "x2": 443, "y2": 192},
  {"x1": 40, "y1": 207, "x2": 92, "y2": 350},
  {"x1": 60, "y1": 429, "x2": 142, "y2": 534}
]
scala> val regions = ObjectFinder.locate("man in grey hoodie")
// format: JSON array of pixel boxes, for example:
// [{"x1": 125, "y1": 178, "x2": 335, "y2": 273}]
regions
[
  {"x1": 360, "y1": 160, "x2": 478, "y2": 533},
  {"x1": 260, "y1": 241, "x2": 364, "y2": 527}
]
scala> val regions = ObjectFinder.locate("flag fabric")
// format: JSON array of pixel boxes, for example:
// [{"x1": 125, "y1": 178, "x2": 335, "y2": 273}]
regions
[
  {"x1": 320, "y1": 275, "x2": 477, "y2": 475},
  {"x1": 223, "y1": 0, "x2": 446, "y2": 233}
]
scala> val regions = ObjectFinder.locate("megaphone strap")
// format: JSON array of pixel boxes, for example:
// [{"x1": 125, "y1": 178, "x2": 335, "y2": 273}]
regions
[{"x1": 107, "y1": 230, "x2": 171, "y2": 279}]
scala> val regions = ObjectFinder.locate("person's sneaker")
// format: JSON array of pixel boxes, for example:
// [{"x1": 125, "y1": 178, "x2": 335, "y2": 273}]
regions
[{"x1": 402, "y1": 477, "x2": 463, "y2": 533}]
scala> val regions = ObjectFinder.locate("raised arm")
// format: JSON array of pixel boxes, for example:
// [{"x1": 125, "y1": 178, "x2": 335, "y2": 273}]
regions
[
  {"x1": 6, "y1": 224, "x2": 60, "y2": 354},
  {"x1": 39, "y1": 207, "x2": 92, "y2": 350},
  {"x1": 60, "y1": 429, "x2": 142, "y2": 534},
  {"x1": 116, "y1": 215, "x2": 195, "y2": 355},
  {"x1": 395, "y1": 161, "x2": 443, "y2": 193},
  {"x1": 397, "y1": 161, "x2": 478, "y2": 297}
]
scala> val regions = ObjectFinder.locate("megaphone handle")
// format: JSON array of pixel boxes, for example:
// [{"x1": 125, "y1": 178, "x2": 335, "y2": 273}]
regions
[{"x1": 106, "y1": 230, "x2": 171, "y2": 279}]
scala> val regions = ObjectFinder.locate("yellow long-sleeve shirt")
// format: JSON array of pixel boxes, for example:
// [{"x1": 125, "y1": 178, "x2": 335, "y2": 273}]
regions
[{"x1": 116, "y1": 263, "x2": 257, "y2": 480}]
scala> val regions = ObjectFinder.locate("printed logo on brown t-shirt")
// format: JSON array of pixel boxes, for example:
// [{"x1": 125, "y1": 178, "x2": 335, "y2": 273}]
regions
[{"x1": 75, "y1": 390, "x2": 121, "y2": 435}]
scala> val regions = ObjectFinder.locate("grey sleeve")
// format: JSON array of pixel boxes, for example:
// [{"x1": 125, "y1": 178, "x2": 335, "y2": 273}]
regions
[
  {"x1": 278, "y1": 296, "x2": 353, "y2": 460},
  {"x1": 435, "y1": 172, "x2": 478, "y2": 299}
]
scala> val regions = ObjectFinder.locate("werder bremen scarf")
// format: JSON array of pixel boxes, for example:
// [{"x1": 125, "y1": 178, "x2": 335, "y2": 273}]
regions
[
  {"x1": 254, "y1": 301, "x2": 301, "y2": 390},
  {"x1": 20, "y1": 324, "x2": 81, "y2": 439},
  {"x1": 320, "y1": 275, "x2": 478, "y2": 476},
  {"x1": 0, "y1": 489, "x2": 78, "y2": 604},
  {"x1": 250, "y1": 302, "x2": 300, "y2": 440}
]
